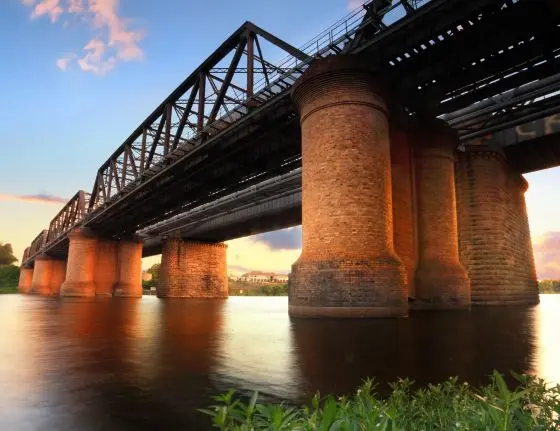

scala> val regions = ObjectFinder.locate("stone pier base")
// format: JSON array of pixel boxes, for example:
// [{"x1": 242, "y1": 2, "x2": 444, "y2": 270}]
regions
[
  {"x1": 158, "y1": 239, "x2": 228, "y2": 298},
  {"x1": 113, "y1": 240, "x2": 143, "y2": 298},
  {"x1": 18, "y1": 267, "x2": 34, "y2": 294},
  {"x1": 60, "y1": 229, "x2": 97, "y2": 297},
  {"x1": 456, "y1": 146, "x2": 539, "y2": 305},
  {"x1": 61, "y1": 229, "x2": 143, "y2": 298},
  {"x1": 30, "y1": 256, "x2": 66, "y2": 296}
]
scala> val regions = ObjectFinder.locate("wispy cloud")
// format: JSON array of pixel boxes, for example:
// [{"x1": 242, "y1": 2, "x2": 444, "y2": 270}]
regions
[
  {"x1": 21, "y1": 0, "x2": 144, "y2": 75},
  {"x1": 0, "y1": 193, "x2": 67, "y2": 204},
  {"x1": 56, "y1": 53, "x2": 76, "y2": 71}
]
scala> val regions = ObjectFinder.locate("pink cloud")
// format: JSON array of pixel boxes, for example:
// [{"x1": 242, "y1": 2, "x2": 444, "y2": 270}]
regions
[
  {"x1": 348, "y1": 0, "x2": 364, "y2": 11},
  {"x1": 21, "y1": 0, "x2": 144, "y2": 75},
  {"x1": 0, "y1": 193, "x2": 67, "y2": 205},
  {"x1": 31, "y1": 0, "x2": 64, "y2": 23},
  {"x1": 533, "y1": 232, "x2": 560, "y2": 280},
  {"x1": 68, "y1": 0, "x2": 83, "y2": 13},
  {"x1": 56, "y1": 53, "x2": 76, "y2": 71},
  {"x1": 77, "y1": 37, "x2": 116, "y2": 74}
]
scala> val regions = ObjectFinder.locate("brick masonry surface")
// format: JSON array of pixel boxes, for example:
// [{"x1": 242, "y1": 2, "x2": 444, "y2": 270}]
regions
[
  {"x1": 60, "y1": 229, "x2": 143, "y2": 298},
  {"x1": 455, "y1": 147, "x2": 539, "y2": 305},
  {"x1": 95, "y1": 240, "x2": 119, "y2": 297},
  {"x1": 18, "y1": 267, "x2": 33, "y2": 294},
  {"x1": 30, "y1": 256, "x2": 66, "y2": 295},
  {"x1": 60, "y1": 229, "x2": 98, "y2": 297},
  {"x1": 113, "y1": 240, "x2": 143, "y2": 298},
  {"x1": 390, "y1": 128, "x2": 417, "y2": 298},
  {"x1": 288, "y1": 55, "x2": 407, "y2": 318},
  {"x1": 158, "y1": 238, "x2": 228, "y2": 298},
  {"x1": 412, "y1": 118, "x2": 471, "y2": 309}
]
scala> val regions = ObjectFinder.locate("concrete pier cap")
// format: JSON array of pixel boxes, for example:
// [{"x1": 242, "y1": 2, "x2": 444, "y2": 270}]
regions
[{"x1": 288, "y1": 54, "x2": 408, "y2": 318}]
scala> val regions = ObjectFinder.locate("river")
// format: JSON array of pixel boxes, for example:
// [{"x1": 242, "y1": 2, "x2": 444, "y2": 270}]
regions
[{"x1": 0, "y1": 294, "x2": 558, "y2": 430}]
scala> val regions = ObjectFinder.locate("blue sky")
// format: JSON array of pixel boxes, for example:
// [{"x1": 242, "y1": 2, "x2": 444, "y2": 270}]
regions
[{"x1": 0, "y1": 0, "x2": 559, "y2": 277}]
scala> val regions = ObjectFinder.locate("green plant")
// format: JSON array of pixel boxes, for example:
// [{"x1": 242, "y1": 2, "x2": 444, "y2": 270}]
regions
[
  {"x1": 201, "y1": 372, "x2": 560, "y2": 430},
  {"x1": 0, "y1": 265, "x2": 19, "y2": 288}
]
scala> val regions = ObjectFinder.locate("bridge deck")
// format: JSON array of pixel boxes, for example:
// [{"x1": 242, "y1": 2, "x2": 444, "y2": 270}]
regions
[{"x1": 23, "y1": 0, "x2": 560, "y2": 265}]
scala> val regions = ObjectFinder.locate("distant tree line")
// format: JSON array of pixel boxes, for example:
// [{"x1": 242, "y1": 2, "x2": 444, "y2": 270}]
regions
[
  {"x1": 538, "y1": 280, "x2": 560, "y2": 294},
  {"x1": 229, "y1": 280, "x2": 288, "y2": 296},
  {"x1": 142, "y1": 263, "x2": 160, "y2": 289},
  {"x1": 0, "y1": 242, "x2": 19, "y2": 289}
]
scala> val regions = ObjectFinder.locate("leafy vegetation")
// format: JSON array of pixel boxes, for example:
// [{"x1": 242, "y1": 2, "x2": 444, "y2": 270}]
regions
[
  {"x1": 0, "y1": 265, "x2": 19, "y2": 292},
  {"x1": 201, "y1": 372, "x2": 560, "y2": 430},
  {"x1": 539, "y1": 280, "x2": 560, "y2": 294},
  {"x1": 0, "y1": 285, "x2": 18, "y2": 294},
  {"x1": 0, "y1": 242, "x2": 17, "y2": 266},
  {"x1": 229, "y1": 280, "x2": 288, "y2": 296}
]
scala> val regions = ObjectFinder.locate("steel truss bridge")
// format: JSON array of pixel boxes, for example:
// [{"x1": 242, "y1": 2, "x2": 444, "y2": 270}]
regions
[{"x1": 23, "y1": 0, "x2": 560, "y2": 265}]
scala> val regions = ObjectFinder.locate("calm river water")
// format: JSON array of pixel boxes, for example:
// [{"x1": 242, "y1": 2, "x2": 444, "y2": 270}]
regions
[{"x1": 0, "y1": 294, "x2": 558, "y2": 430}]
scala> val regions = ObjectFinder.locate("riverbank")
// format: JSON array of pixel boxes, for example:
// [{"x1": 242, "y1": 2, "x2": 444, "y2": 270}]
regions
[
  {"x1": 228, "y1": 280, "x2": 288, "y2": 296},
  {"x1": 0, "y1": 286, "x2": 17, "y2": 294},
  {"x1": 203, "y1": 372, "x2": 560, "y2": 430}
]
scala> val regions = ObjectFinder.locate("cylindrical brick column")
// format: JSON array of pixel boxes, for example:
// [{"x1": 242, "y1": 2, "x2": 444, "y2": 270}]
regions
[
  {"x1": 158, "y1": 237, "x2": 185, "y2": 298},
  {"x1": 288, "y1": 55, "x2": 407, "y2": 318},
  {"x1": 18, "y1": 267, "x2": 34, "y2": 294},
  {"x1": 50, "y1": 260, "x2": 67, "y2": 295},
  {"x1": 159, "y1": 239, "x2": 228, "y2": 298},
  {"x1": 390, "y1": 127, "x2": 417, "y2": 299},
  {"x1": 455, "y1": 146, "x2": 539, "y2": 305},
  {"x1": 30, "y1": 256, "x2": 53, "y2": 295},
  {"x1": 113, "y1": 240, "x2": 143, "y2": 298},
  {"x1": 60, "y1": 228, "x2": 97, "y2": 297},
  {"x1": 412, "y1": 118, "x2": 470, "y2": 309},
  {"x1": 95, "y1": 240, "x2": 119, "y2": 297}
]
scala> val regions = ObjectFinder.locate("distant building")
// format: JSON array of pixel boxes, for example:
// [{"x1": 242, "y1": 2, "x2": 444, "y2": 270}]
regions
[
  {"x1": 238, "y1": 271, "x2": 289, "y2": 283},
  {"x1": 142, "y1": 271, "x2": 153, "y2": 281}
]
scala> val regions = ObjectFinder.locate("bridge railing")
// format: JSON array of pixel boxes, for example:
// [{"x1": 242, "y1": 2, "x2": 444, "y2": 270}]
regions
[
  {"x1": 46, "y1": 190, "x2": 91, "y2": 245},
  {"x1": 86, "y1": 0, "x2": 433, "y2": 215},
  {"x1": 27, "y1": 230, "x2": 49, "y2": 260},
  {"x1": 22, "y1": 247, "x2": 30, "y2": 263}
]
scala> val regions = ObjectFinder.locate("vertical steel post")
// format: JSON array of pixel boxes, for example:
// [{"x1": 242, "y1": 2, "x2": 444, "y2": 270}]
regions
[
  {"x1": 197, "y1": 72, "x2": 206, "y2": 133},
  {"x1": 247, "y1": 31, "x2": 254, "y2": 100}
]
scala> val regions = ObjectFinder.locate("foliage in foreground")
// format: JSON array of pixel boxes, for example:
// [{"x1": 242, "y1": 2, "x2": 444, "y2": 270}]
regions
[{"x1": 201, "y1": 372, "x2": 560, "y2": 430}]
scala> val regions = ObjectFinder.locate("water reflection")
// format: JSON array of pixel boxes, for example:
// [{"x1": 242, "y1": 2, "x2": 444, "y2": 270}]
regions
[{"x1": 0, "y1": 294, "x2": 557, "y2": 430}]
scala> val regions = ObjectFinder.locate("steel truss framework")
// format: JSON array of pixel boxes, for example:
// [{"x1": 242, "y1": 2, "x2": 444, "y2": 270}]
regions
[
  {"x1": 22, "y1": 0, "x2": 560, "y2": 266},
  {"x1": 89, "y1": 22, "x2": 312, "y2": 212}
]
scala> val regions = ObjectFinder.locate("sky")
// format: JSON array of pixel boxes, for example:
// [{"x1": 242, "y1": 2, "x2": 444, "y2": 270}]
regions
[{"x1": 0, "y1": 0, "x2": 558, "y2": 278}]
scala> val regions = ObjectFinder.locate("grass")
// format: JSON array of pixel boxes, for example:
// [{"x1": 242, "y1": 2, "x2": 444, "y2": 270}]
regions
[
  {"x1": 0, "y1": 286, "x2": 18, "y2": 294},
  {"x1": 201, "y1": 372, "x2": 560, "y2": 430}
]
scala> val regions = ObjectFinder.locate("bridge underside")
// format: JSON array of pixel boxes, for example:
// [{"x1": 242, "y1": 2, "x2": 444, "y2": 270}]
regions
[{"x1": 19, "y1": 0, "x2": 559, "y2": 316}]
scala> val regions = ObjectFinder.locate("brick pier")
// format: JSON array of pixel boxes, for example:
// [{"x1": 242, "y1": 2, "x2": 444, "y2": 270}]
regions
[
  {"x1": 288, "y1": 55, "x2": 408, "y2": 318},
  {"x1": 456, "y1": 146, "x2": 539, "y2": 305},
  {"x1": 158, "y1": 238, "x2": 228, "y2": 298}
]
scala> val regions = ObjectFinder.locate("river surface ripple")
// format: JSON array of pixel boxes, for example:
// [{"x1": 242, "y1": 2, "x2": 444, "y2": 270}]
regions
[{"x1": 0, "y1": 294, "x2": 559, "y2": 430}]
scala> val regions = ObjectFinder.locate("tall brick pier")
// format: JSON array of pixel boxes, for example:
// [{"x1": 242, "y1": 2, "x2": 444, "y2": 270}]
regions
[
  {"x1": 456, "y1": 145, "x2": 539, "y2": 305},
  {"x1": 288, "y1": 56, "x2": 408, "y2": 318}
]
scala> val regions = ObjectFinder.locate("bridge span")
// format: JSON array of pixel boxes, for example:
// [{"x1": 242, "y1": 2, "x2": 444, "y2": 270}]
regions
[{"x1": 19, "y1": 0, "x2": 560, "y2": 317}]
